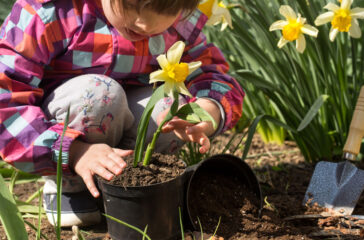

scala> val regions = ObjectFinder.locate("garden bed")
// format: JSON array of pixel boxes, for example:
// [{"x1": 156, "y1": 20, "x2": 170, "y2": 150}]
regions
[{"x1": 1, "y1": 132, "x2": 364, "y2": 239}]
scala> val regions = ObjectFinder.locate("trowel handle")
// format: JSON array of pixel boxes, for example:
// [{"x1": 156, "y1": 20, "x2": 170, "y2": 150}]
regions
[{"x1": 343, "y1": 86, "x2": 364, "y2": 156}]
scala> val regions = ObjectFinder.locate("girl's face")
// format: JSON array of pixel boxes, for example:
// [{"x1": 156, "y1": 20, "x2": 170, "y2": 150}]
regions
[{"x1": 101, "y1": 0, "x2": 181, "y2": 41}]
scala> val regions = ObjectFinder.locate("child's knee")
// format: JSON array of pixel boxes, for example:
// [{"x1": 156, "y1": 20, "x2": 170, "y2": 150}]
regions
[
  {"x1": 42, "y1": 74, "x2": 125, "y2": 121},
  {"x1": 42, "y1": 74, "x2": 134, "y2": 145}
]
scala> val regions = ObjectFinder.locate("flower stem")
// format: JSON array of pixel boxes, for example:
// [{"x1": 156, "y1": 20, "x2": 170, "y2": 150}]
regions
[
  {"x1": 142, "y1": 90, "x2": 179, "y2": 165},
  {"x1": 142, "y1": 118, "x2": 169, "y2": 166}
]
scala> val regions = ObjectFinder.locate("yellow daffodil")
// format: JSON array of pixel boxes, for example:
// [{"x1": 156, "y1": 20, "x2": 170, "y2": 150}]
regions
[
  {"x1": 269, "y1": 5, "x2": 319, "y2": 53},
  {"x1": 198, "y1": 0, "x2": 232, "y2": 31},
  {"x1": 315, "y1": 0, "x2": 364, "y2": 41},
  {"x1": 149, "y1": 41, "x2": 201, "y2": 97},
  {"x1": 338, "y1": 0, "x2": 353, "y2": 4}
]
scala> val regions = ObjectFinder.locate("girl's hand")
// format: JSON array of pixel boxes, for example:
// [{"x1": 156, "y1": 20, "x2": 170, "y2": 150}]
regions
[
  {"x1": 69, "y1": 140, "x2": 133, "y2": 198},
  {"x1": 158, "y1": 98, "x2": 221, "y2": 154}
]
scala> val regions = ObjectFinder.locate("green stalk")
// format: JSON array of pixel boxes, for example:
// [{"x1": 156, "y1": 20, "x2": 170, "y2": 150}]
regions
[
  {"x1": 9, "y1": 169, "x2": 19, "y2": 195},
  {"x1": 359, "y1": 36, "x2": 364, "y2": 89},
  {"x1": 25, "y1": 186, "x2": 43, "y2": 204},
  {"x1": 142, "y1": 117, "x2": 170, "y2": 166},
  {"x1": 23, "y1": 220, "x2": 49, "y2": 240},
  {"x1": 103, "y1": 214, "x2": 151, "y2": 240},
  {"x1": 142, "y1": 90, "x2": 179, "y2": 165},
  {"x1": 178, "y1": 207, "x2": 184, "y2": 240},
  {"x1": 55, "y1": 107, "x2": 70, "y2": 239},
  {"x1": 36, "y1": 182, "x2": 42, "y2": 240},
  {"x1": 351, "y1": 37, "x2": 357, "y2": 100}
]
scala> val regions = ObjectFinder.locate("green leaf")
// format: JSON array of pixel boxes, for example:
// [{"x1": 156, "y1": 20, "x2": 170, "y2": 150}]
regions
[
  {"x1": 241, "y1": 114, "x2": 297, "y2": 161},
  {"x1": 16, "y1": 203, "x2": 45, "y2": 214},
  {"x1": 0, "y1": 174, "x2": 28, "y2": 240},
  {"x1": 175, "y1": 102, "x2": 217, "y2": 129},
  {"x1": 56, "y1": 107, "x2": 70, "y2": 238},
  {"x1": 242, "y1": 115, "x2": 264, "y2": 161},
  {"x1": 0, "y1": 167, "x2": 40, "y2": 181},
  {"x1": 103, "y1": 213, "x2": 151, "y2": 240},
  {"x1": 23, "y1": 220, "x2": 49, "y2": 240},
  {"x1": 178, "y1": 207, "x2": 185, "y2": 240},
  {"x1": 134, "y1": 85, "x2": 165, "y2": 165},
  {"x1": 0, "y1": 161, "x2": 7, "y2": 168},
  {"x1": 0, "y1": 0, "x2": 15, "y2": 24},
  {"x1": 164, "y1": 90, "x2": 180, "y2": 121},
  {"x1": 263, "y1": 115, "x2": 297, "y2": 133},
  {"x1": 297, "y1": 95, "x2": 329, "y2": 132}
]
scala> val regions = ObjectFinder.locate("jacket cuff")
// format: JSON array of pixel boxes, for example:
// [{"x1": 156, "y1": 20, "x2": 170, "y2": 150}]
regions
[
  {"x1": 50, "y1": 123, "x2": 83, "y2": 175},
  {"x1": 199, "y1": 97, "x2": 225, "y2": 138}
]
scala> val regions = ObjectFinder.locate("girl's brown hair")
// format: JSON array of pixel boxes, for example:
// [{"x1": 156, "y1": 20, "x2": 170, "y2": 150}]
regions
[{"x1": 111, "y1": 0, "x2": 201, "y2": 17}]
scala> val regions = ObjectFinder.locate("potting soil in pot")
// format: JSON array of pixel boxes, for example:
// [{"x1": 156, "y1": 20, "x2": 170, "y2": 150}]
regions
[
  {"x1": 188, "y1": 169, "x2": 261, "y2": 239},
  {"x1": 103, "y1": 153, "x2": 186, "y2": 187}
]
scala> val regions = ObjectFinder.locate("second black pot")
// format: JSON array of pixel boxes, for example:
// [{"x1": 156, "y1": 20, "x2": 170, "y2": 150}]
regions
[{"x1": 185, "y1": 154, "x2": 263, "y2": 230}]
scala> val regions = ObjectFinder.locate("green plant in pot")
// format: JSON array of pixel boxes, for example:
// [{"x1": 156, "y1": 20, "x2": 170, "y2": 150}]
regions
[{"x1": 97, "y1": 40, "x2": 217, "y2": 240}]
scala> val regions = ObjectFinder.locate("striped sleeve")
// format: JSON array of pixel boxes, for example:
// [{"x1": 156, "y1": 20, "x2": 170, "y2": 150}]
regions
[{"x1": 0, "y1": 0, "x2": 82, "y2": 176}]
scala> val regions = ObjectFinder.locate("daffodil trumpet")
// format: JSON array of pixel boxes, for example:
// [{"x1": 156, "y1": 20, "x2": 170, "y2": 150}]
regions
[{"x1": 134, "y1": 41, "x2": 217, "y2": 166}]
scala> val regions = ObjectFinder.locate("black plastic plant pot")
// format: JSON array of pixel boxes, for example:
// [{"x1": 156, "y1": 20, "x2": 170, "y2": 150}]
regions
[
  {"x1": 97, "y1": 169, "x2": 191, "y2": 240},
  {"x1": 185, "y1": 154, "x2": 263, "y2": 230}
]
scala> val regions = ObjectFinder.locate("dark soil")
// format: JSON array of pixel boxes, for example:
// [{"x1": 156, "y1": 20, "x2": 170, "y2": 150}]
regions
[
  {"x1": 188, "y1": 169, "x2": 261, "y2": 238},
  {"x1": 98, "y1": 153, "x2": 186, "y2": 187},
  {"x1": 1, "y1": 132, "x2": 364, "y2": 239}
]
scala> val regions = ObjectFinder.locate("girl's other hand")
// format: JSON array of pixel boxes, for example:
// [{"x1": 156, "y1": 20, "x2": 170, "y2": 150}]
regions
[
  {"x1": 158, "y1": 98, "x2": 221, "y2": 154},
  {"x1": 161, "y1": 117, "x2": 211, "y2": 154},
  {"x1": 69, "y1": 140, "x2": 133, "y2": 198}
]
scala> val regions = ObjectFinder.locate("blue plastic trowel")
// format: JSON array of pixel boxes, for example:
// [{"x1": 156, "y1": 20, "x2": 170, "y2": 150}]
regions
[{"x1": 303, "y1": 86, "x2": 364, "y2": 216}]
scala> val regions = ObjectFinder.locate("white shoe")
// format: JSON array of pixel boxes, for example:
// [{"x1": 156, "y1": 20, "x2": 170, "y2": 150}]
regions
[{"x1": 42, "y1": 176, "x2": 101, "y2": 227}]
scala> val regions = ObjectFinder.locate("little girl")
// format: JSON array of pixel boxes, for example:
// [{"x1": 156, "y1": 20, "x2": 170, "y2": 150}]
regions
[{"x1": 0, "y1": 0, "x2": 244, "y2": 227}]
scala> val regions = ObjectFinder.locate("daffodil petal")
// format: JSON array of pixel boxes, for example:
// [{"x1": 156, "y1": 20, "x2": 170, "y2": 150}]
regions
[
  {"x1": 301, "y1": 24, "x2": 319, "y2": 37},
  {"x1": 176, "y1": 82, "x2": 192, "y2": 97},
  {"x1": 212, "y1": 4, "x2": 228, "y2": 15},
  {"x1": 149, "y1": 70, "x2": 167, "y2": 83},
  {"x1": 349, "y1": 19, "x2": 362, "y2": 38},
  {"x1": 208, "y1": 14, "x2": 223, "y2": 26},
  {"x1": 324, "y1": 3, "x2": 340, "y2": 12},
  {"x1": 220, "y1": 21, "x2": 228, "y2": 31},
  {"x1": 205, "y1": 17, "x2": 216, "y2": 26},
  {"x1": 351, "y1": 8, "x2": 364, "y2": 19},
  {"x1": 297, "y1": 15, "x2": 307, "y2": 25},
  {"x1": 210, "y1": 0, "x2": 220, "y2": 13},
  {"x1": 164, "y1": 80, "x2": 174, "y2": 97},
  {"x1": 314, "y1": 12, "x2": 334, "y2": 26},
  {"x1": 329, "y1": 27, "x2": 339, "y2": 41},
  {"x1": 296, "y1": 34, "x2": 306, "y2": 53},
  {"x1": 224, "y1": 10, "x2": 233, "y2": 29},
  {"x1": 156, "y1": 55, "x2": 169, "y2": 70},
  {"x1": 279, "y1": 5, "x2": 297, "y2": 20},
  {"x1": 269, "y1": 20, "x2": 287, "y2": 31},
  {"x1": 341, "y1": 0, "x2": 352, "y2": 10},
  {"x1": 277, "y1": 37, "x2": 289, "y2": 48},
  {"x1": 188, "y1": 61, "x2": 202, "y2": 74},
  {"x1": 220, "y1": 20, "x2": 229, "y2": 32},
  {"x1": 167, "y1": 41, "x2": 185, "y2": 65}
]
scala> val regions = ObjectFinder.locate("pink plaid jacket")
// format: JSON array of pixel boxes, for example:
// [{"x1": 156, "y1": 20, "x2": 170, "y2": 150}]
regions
[{"x1": 0, "y1": 0, "x2": 244, "y2": 175}]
